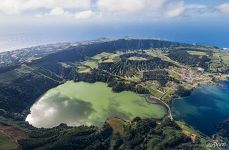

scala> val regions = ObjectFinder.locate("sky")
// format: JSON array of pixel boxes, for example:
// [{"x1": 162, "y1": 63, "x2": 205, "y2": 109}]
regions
[
  {"x1": 0, "y1": 0, "x2": 229, "y2": 51},
  {"x1": 0, "y1": 0, "x2": 228, "y2": 21}
]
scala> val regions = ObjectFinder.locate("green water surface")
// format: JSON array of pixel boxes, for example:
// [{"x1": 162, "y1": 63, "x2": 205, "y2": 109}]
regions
[{"x1": 26, "y1": 81, "x2": 166, "y2": 128}]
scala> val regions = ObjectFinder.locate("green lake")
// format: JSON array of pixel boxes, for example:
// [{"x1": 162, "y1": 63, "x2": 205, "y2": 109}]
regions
[{"x1": 26, "y1": 81, "x2": 166, "y2": 128}]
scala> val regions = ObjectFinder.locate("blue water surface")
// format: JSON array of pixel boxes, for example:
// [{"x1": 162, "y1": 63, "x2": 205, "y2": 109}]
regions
[
  {"x1": 0, "y1": 21, "x2": 229, "y2": 51},
  {"x1": 173, "y1": 81, "x2": 229, "y2": 135}
]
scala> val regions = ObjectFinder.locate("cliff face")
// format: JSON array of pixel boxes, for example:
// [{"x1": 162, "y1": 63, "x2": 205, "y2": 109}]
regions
[{"x1": 34, "y1": 39, "x2": 187, "y2": 63}]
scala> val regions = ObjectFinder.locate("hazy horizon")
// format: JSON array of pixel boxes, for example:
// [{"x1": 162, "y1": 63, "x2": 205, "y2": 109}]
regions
[{"x1": 0, "y1": 0, "x2": 229, "y2": 51}]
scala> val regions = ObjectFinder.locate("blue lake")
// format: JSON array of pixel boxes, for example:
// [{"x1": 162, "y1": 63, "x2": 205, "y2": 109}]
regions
[{"x1": 173, "y1": 81, "x2": 229, "y2": 136}]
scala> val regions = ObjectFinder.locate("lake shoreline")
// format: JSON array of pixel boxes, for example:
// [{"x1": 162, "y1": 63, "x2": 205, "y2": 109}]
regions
[
  {"x1": 146, "y1": 95, "x2": 173, "y2": 120},
  {"x1": 172, "y1": 80, "x2": 229, "y2": 136},
  {"x1": 26, "y1": 81, "x2": 167, "y2": 128}
]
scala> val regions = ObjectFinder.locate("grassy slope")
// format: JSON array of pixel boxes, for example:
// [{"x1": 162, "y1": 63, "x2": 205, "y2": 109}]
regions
[{"x1": 0, "y1": 132, "x2": 18, "y2": 150}]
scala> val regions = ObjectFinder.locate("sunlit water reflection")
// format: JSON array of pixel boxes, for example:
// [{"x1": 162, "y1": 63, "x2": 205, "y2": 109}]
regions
[{"x1": 26, "y1": 81, "x2": 166, "y2": 128}]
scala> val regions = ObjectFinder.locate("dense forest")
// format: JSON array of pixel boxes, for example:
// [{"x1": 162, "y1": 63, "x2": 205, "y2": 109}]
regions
[
  {"x1": 168, "y1": 49, "x2": 210, "y2": 70},
  {"x1": 142, "y1": 70, "x2": 176, "y2": 86},
  {"x1": 98, "y1": 56, "x2": 174, "y2": 77},
  {"x1": 19, "y1": 118, "x2": 195, "y2": 150}
]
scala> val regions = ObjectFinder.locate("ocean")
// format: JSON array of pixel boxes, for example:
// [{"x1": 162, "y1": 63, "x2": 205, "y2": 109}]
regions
[{"x1": 0, "y1": 21, "x2": 229, "y2": 52}]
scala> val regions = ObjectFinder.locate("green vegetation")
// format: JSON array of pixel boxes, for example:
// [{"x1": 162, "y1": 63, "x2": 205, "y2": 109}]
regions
[
  {"x1": 0, "y1": 39, "x2": 229, "y2": 149},
  {"x1": 209, "y1": 51, "x2": 229, "y2": 73},
  {"x1": 82, "y1": 60, "x2": 98, "y2": 69},
  {"x1": 187, "y1": 51, "x2": 207, "y2": 57},
  {"x1": 19, "y1": 118, "x2": 195, "y2": 150},
  {"x1": 176, "y1": 121, "x2": 213, "y2": 150},
  {"x1": 99, "y1": 53, "x2": 174, "y2": 77},
  {"x1": 0, "y1": 132, "x2": 18, "y2": 150},
  {"x1": 77, "y1": 66, "x2": 90, "y2": 73},
  {"x1": 168, "y1": 49, "x2": 210, "y2": 69}
]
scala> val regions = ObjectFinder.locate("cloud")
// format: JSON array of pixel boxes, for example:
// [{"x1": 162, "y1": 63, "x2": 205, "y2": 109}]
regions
[
  {"x1": 0, "y1": 0, "x2": 91, "y2": 15},
  {"x1": 0, "y1": 0, "x2": 221, "y2": 20},
  {"x1": 217, "y1": 3, "x2": 229, "y2": 15},
  {"x1": 186, "y1": 4, "x2": 207, "y2": 10},
  {"x1": 96, "y1": 0, "x2": 207, "y2": 19},
  {"x1": 36, "y1": 9, "x2": 95, "y2": 19},
  {"x1": 49, "y1": 7, "x2": 69, "y2": 16},
  {"x1": 164, "y1": 1, "x2": 185, "y2": 18},
  {"x1": 75, "y1": 10, "x2": 95, "y2": 19},
  {"x1": 96, "y1": 0, "x2": 165, "y2": 16},
  {"x1": 164, "y1": 2, "x2": 208, "y2": 18},
  {"x1": 0, "y1": 0, "x2": 24, "y2": 15}
]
